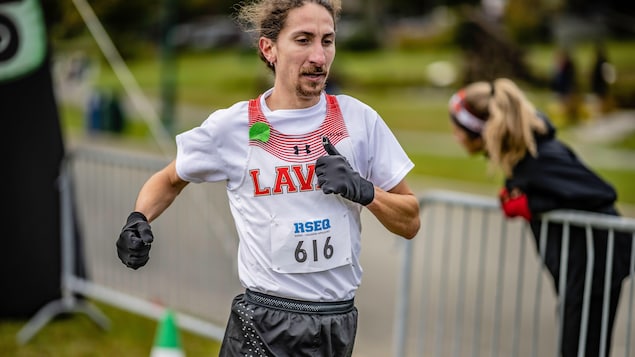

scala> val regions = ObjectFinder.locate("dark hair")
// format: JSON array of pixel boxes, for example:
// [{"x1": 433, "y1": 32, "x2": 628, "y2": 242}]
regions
[{"x1": 235, "y1": 0, "x2": 342, "y2": 72}]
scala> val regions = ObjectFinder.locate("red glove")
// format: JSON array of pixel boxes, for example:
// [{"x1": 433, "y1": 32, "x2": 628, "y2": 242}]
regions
[{"x1": 499, "y1": 187, "x2": 532, "y2": 221}]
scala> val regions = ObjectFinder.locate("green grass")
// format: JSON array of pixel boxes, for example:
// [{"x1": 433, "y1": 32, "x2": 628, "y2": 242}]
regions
[
  {"x1": 409, "y1": 152, "x2": 500, "y2": 185},
  {"x1": 0, "y1": 301, "x2": 220, "y2": 356},
  {"x1": 612, "y1": 133, "x2": 635, "y2": 151},
  {"x1": 597, "y1": 169, "x2": 635, "y2": 205}
]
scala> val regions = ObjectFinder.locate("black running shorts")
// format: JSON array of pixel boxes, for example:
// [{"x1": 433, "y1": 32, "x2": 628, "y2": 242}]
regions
[{"x1": 219, "y1": 290, "x2": 358, "y2": 357}]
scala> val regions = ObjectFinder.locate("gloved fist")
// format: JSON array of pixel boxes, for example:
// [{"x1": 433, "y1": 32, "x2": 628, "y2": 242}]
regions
[
  {"x1": 117, "y1": 211, "x2": 154, "y2": 269},
  {"x1": 499, "y1": 187, "x2": 532, "y2": 221},
  {"x1": 316, "y1": 136, "x2": 374, "y2": 206}
]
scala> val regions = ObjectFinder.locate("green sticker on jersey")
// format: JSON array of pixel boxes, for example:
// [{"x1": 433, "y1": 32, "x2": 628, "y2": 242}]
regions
[
  {"x1": 0, "y1": 0, "x2": 47, "y2": 82},
  {"x1": 249, "y1": 122, "x2": 270, "y2": 143}
]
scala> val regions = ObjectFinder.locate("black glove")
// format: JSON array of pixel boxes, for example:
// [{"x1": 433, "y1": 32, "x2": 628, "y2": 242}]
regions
[
  {"x1": 315, "y1": 136, "x2": 374, "y2": 205},
  {"x1": 117, "y1": 212, "x2": 154, "y2": 269}
]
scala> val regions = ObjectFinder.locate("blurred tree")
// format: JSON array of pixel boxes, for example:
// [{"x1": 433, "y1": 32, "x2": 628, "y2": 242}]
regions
[
  {"x1": 178, "y1": 0, "x2": 237, "y2": 19},
  {"x1": 54, "y1": 0, "x2": 156, "y2": 38},
  {"x1": 48, "y1": 0, "x2": 238, "y2": 57},
  {"x1": 454, "y1": 4, "x2": 540, "y2": 85},
  {"x1": 46, "y1": 0, "x2": 635, "y2": 57},
  {"x1": 339, "y1": 0, "x2": 384, "y2": 51},
  {"x1": 49, "y1": 0, "x2": 158, "y2": 58},
  {"x1": 384, "y1": 0, "x2": 481, "y2": 17},
  {"x1": 504, "y1": 0, "x2": 558, "y2": 43}
]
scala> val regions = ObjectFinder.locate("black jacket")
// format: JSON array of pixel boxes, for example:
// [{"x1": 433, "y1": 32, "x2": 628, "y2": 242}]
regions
[
  {"x1": 506, "y1": 115, "x2": 617, "y2": 215},
  {"x1": 504, "y1": 113, "x2": 631, "y2": 292}
]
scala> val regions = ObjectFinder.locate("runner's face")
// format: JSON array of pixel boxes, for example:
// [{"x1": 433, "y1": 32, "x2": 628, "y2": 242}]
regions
[
  {"x1": 452, "y1": 122, "x2": 484, "y2": 154},
  {"x1": 271, "y1": 3, "x2": 335, "y2": 101}
]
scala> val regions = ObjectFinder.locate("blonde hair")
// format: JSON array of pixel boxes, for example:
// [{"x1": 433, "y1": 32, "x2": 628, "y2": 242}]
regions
[
  {"x1": 234, "y1": 0, "x2": 342, "y2": 72},
  {"x1": 462, "y1": 78, "x2": 547, "y2": 177}
]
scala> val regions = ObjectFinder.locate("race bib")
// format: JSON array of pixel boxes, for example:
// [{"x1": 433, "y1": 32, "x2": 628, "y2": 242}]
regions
[{"x1": 271, "y1": 213, "x2": 351, "y2": 274}]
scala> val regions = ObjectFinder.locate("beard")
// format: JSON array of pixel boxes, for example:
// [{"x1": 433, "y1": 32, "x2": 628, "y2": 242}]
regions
[
  {"x1": 296, "y1": 80, "x2": 326, "y2": 97},
  {"x1": 296, "y1": 66, "x2": 327, "y2": 97}
]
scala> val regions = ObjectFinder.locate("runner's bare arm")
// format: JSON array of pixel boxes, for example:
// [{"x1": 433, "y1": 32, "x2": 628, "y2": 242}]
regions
[
  {"x1": 134, "y1": 160, "x2": 189, "y2": 223},
  {"x1": 366, "y1": 180, "x2": 420, "y2": 239}
]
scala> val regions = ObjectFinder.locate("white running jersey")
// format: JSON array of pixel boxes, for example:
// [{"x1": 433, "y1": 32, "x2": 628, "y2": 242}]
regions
[{"x1": 175, "y1": 89, "x2": 413, "y2": 301}]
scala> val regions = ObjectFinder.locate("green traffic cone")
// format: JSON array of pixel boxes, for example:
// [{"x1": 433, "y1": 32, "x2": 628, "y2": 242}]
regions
[{"x1": 150, "y1": 309, "x2": 184, "y2": 357}]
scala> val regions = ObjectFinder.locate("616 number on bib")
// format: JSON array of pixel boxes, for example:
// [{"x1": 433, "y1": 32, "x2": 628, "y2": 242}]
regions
[{"x1": 295, "y1": 236, "x2": 334, "y2": 263}]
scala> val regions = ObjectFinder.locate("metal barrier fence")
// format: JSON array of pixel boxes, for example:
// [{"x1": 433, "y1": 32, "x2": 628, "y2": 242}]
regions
[
  {"x1": 17, "y1": 145, "x2": 243, "y2": 344},
  {"x1": 16, "y1": 146, "x2": 635, "y2": 357},
  {"x1": 394, "y1": 190, "x2": 635, "y2": 357}
]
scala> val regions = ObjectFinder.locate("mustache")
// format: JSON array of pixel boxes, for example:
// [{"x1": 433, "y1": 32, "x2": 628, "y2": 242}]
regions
[{"x1": 302, "y1": 67, "x2": 327, "y2": 75}]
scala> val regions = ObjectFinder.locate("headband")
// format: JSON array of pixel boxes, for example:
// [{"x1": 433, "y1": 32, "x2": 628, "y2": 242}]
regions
[{"x1": 449, "y1": 89, "x2": 486, "y2": 135}]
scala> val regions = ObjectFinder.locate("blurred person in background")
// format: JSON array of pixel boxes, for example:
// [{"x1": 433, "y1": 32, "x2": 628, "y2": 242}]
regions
[
  {"x1": 551, "y1": 48, "x2": 581, "y2": 124},
  {"x1": 448, "y1": 77, "x2": 632, "y2": 357},
  {"x1": 115, "y1": 0, "x2": 420, "y2": 356},
  {"x1": 590, "y1": 42, "x2": 616, "y2": 115}
]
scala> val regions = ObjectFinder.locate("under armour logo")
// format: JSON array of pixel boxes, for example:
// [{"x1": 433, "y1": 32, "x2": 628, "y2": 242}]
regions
[{"x1": 293, "y1": 145, "x2": 311, "y2": 155}]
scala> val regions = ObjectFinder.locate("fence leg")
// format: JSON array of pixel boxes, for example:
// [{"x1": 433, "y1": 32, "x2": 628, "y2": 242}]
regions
[
  {"x1": 393, "y1": 238, "x2": 414, "y2": 357},
  {"x1": 16, "y1": 292, "x2": 110, "y2": 344}
]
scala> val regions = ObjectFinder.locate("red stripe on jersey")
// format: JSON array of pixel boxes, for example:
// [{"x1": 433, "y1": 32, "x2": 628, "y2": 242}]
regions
[{"x1": 248, "y1": 95, "x2": 349, "y2": 163}]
